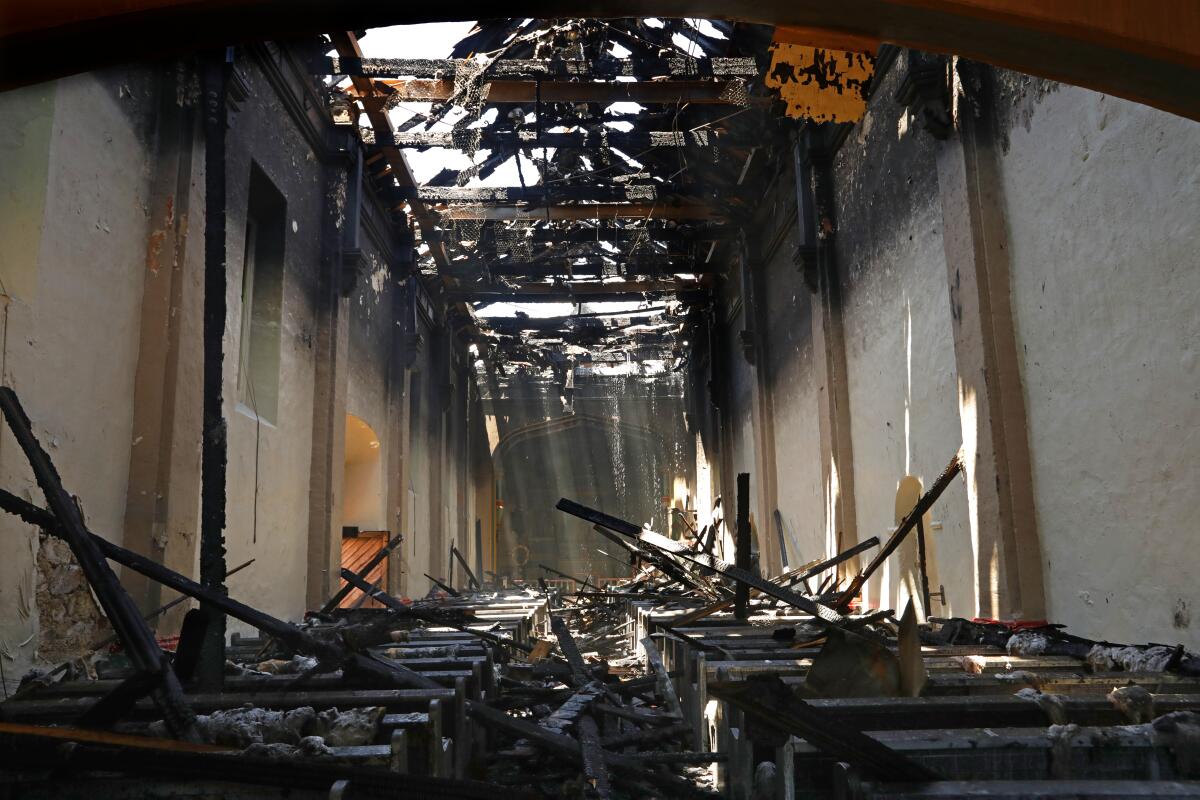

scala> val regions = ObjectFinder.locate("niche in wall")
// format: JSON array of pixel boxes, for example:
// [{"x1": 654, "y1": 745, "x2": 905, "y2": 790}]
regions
[{"x1": 342, "y1": 414, "x2": 384, "y2": 531}]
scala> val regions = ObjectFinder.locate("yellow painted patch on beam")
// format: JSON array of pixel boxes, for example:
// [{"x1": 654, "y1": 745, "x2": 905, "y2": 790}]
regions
[{"x1": 764, "y1": 38, "x2": 876, "y2": 123}]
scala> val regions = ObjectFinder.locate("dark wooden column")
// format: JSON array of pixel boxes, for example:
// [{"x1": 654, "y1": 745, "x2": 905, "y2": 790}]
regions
[
  {"x1": 734, "y1": 472, "x2": 751, "y2": 619},
  {"x1": 197, "y1": 50, "x2": 230, "y2": 689}
]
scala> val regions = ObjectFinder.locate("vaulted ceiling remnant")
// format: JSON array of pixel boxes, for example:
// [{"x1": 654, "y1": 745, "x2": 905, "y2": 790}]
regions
[
  {"x1": 316, "y1": 18, "x2": 797, "y2": 381},
  {"x1": 316, "y1": 17, "x2": 882, "y2": 385}
]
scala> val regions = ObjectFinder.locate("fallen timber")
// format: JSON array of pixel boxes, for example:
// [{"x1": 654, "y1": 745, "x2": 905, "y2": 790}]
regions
[
  {"x1": 320, "y1": 533, "x2": 405, "y2": 613},
  {"x1": 6, "y1": 441, "x2": 1200, "y2": 798},
  {"x1": 542, "y1": 481, "x2": 1200, "y2": 798},
  {"x1": 0, "y1": 387, "x2": 200, "y2": 742},
  {"x1": 557, "y1": 498, "x2": 852, "y2": 628}
]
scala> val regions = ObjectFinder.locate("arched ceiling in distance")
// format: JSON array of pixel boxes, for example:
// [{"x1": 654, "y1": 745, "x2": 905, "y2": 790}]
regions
[{"x1": 1, "y1": 0, "x2": 1198, "y2": 119}]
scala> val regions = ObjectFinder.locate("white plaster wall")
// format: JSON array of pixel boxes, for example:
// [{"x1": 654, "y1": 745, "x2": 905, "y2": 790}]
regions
[
  {"x1": 999, "y1": 85, "x2": 1200, "y2": 647},
  {"x1": 0, "y1": 72, "x2": 155, "y2": 678},
  {"x1": 840, "y1": 190, "x2": 973, "y2": 618}
]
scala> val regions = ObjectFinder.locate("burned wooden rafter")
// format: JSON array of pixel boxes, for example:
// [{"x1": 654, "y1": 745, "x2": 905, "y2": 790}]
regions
[
  {"x1": 364, "y1": 127, "x2": 743, "y2": 151},
  {"x1": 469, "y1": 258, "x2": 704, "y2": 280},
  {"x1": 549, "y1": 615, "x2": 614, "y2": 797},
  {"x1": 354, "y1": 78, "x2": 761, "y2": 106},
  {"x1": 578, "y1": 714, "x2": 614, "y2": 798},
  {"x1": 539, "y1": 682, "x2": 605, "y2": 735},
  {"x1": 641, "y1": 637, "x2": 688, "y2": 734},
  {"x1": 782, "y1": 535, "x2": 881, "y2": 588},
  {"x1": 400, "y1": 184, "x2": 675, "y2": 204},
  {"x1": 485, "y1": 311, "x2": 670, "y2": 334},
  {"x1": 588, "y1": 524, "x2": 718, "y2": 597},
  {"x1": 558, "y1": 498, "x2": 852, "y2": 628},
  {"x1": 332, "y1": 31, "x2": 450, "y2": 269},
  {"x1": 734, "y1": 473, "x2": 751, "y2": 619},
  {"x1": 0, "y1": 388, "x2": 200, "y2": 742},
  {"x1": 424, "y1": 572, "x2": 462, "y2": 597},
  {"x1": 437, "y1": 202, "x2": 723, "y2": 222},
  {"x1": 488, "y1": 224, "x2": 734, "y2": 244},
  {"x1": 319, "y1": 54, "x2": 759, "y2": 81},
  {"x1": 456, "y1": 277, "x2": 703, "y2": 295}
]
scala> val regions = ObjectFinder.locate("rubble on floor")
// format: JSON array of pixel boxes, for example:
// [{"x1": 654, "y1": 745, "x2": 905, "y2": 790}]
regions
[{"x1": 1, "y1": 396, "x2": 1199, "y2": 799}]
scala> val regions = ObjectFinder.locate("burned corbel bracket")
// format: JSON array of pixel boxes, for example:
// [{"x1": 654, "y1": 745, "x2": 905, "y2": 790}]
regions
[
  {"x1": 339, "y1": 248, "x2": 365, "y2": 297},
  {"x1": 895, "y1": 52, "x2": 951, "y2": 140}
]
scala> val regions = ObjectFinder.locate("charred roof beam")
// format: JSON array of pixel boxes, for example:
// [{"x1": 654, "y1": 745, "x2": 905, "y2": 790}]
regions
[{"x1": 318, "y1": 54, "x2": 759, "y2": 80}]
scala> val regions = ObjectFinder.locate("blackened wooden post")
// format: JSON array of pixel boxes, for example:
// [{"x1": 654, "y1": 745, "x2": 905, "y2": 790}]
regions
[
  {"x1": 735, "y1": 473, "x2": 751, "y2": 619},
  {"x1": 197, "y1": 49, "x2": 230, "y2": 690},
  {"x1": 0, "y1": 389, "x2": 199, "y2": 741}
]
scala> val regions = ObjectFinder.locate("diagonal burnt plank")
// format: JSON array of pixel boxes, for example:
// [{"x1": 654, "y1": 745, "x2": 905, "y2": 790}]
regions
[{"x1": 557, "y1": 498, "x2": 849, "y2": 627}]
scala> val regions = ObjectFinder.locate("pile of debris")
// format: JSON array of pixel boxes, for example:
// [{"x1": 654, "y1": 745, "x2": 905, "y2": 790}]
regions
[
  {"x1": 534, "y1": 455, "x2": 1200, "y2": 798},
  {"x1": 1, "y1": 383, "x2": 1198, "y2": 799}
]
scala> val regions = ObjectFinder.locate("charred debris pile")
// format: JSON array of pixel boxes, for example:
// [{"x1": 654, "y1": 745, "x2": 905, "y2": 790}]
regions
[{"x1": 0, "y1": 386, "x2": 1198, "y2": 799}]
